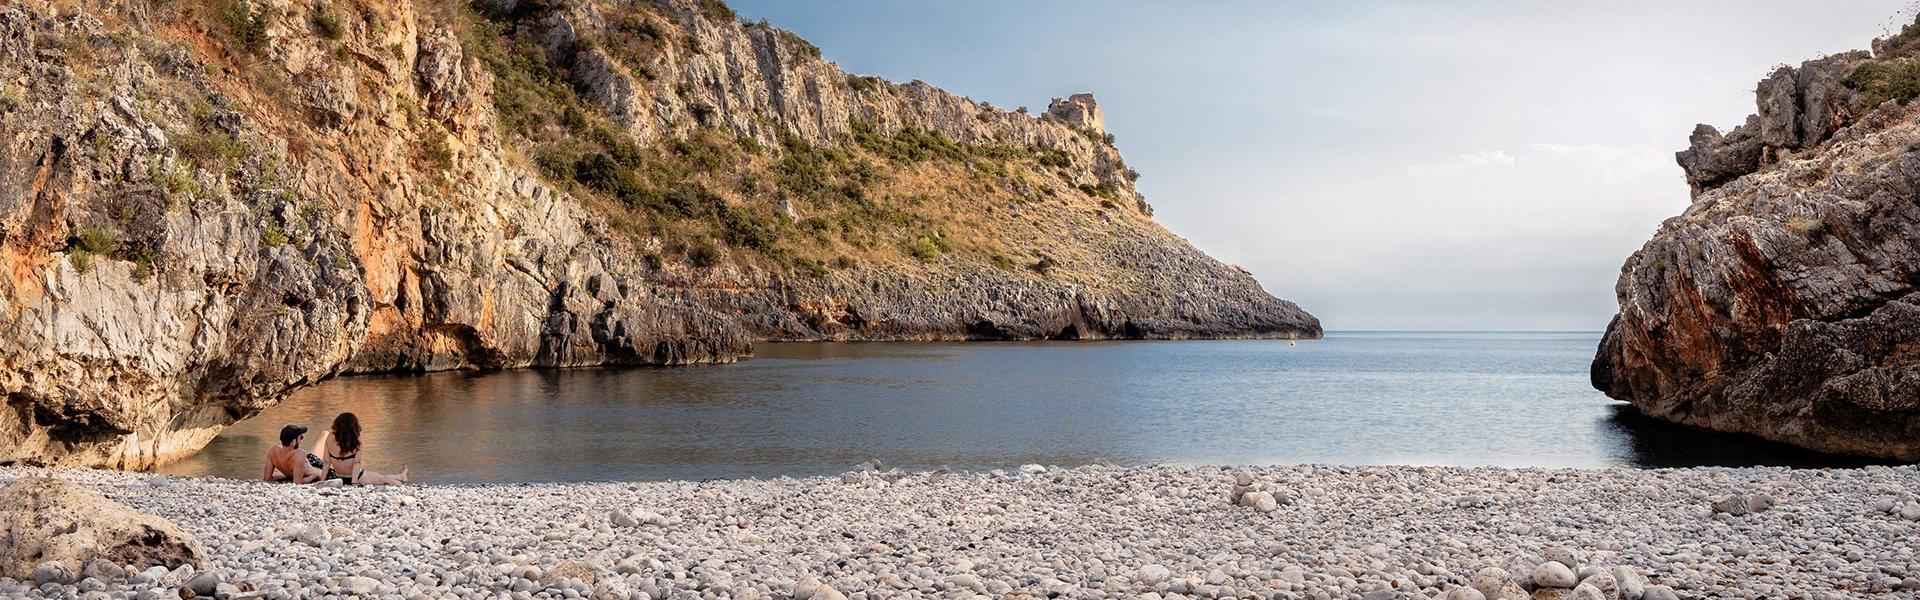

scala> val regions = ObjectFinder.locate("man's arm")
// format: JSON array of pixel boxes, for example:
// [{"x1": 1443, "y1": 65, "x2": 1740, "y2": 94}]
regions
[{"x1": 263, "y1": 455, "x2": 278, "y2": 482}]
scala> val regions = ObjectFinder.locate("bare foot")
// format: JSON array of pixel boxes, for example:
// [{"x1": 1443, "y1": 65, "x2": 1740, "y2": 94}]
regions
[{"x1": 399, "y1": 467, "x2": 410, "y2": 484}]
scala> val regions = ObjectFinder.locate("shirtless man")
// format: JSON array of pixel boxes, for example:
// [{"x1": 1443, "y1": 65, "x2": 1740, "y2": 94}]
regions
[{"x1": 263, "y1": 424, "x2": 327, "y2": 483}]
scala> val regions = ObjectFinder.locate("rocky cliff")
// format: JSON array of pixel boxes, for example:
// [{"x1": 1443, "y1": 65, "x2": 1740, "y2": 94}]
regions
[
  {"x1": 1594, "y1": 19, "x2": 1920, "y2": 460},
  {"x1": 0, "y1": 0, "x2": 1318, "y2": 467}
]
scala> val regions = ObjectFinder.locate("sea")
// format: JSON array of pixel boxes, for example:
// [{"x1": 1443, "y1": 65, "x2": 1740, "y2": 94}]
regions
[{"x1": 157, "y1": 332, "x2": 1882, "y2": 483}]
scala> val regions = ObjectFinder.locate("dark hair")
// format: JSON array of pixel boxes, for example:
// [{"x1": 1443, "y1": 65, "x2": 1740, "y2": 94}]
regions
[
  {"x1": 330, "y1": 412, "x2": 361, "y2": 455},
  {"x1": 278, "y1": 424, "x2": 307, "y2": 447}
]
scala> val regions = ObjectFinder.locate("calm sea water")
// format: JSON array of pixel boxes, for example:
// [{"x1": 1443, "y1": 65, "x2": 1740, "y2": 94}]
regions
[{"x1": 157, "y1": 332, "x2": 1881, "y2": 483}]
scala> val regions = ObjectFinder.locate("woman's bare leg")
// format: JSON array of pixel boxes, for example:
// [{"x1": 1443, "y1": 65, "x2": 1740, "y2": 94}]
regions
[{"x1": 354, "y1": 466, "x2": 409, "y2": 485}]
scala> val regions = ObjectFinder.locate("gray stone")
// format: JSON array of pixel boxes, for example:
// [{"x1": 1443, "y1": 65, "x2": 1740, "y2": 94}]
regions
[
  {"x1": 1137, "y1": 565, "x2": 1171, "y2": 586},
  {"x1": 185, "y1": 571, "x2": 222, "y2": 597},
  {"x1": 1576, "y1": 572, "x2": 1618, "y2": 600},
  {"x1": 1446, "y1": 587, "x2": 1487, "y2": 600},
  {"x1": 1569, "y1": 583, "x2": 1608, "y2": 600},
  {"x1": 1609, "y1": 567, "x2": 1645, "y2": 600},
  {"x1": 1533, "y1": 562, "x2": 1577, "y2": 589},
  {"x1": 31, "y1": 562, "x2": 74, "y2": 586},
  {"x1": 609, "y1": 510, "x2": 639, "y2": 528},
  {"x1": 1543, "y1": 548, "x2": 1582, "y2": 572}
]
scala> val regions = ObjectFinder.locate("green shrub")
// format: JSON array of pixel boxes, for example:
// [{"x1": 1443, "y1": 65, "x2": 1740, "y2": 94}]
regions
[
  {"x1": 689, "y1": 103, "x2": 717, "y2": 125},
  {"x1": 618, "y1": 15, "x2": 667, "y2": 41},
  {"x1": 672, "y1": 137, "x2": 732, "y2": 172},
  {"x1": 689, "y1": 240, "x2": 722, "y2": 267},
  {"x1": 174, "y1": 130, "x2": 247, "y2": 168},
  {"x1": 773, "y1": 27, "x2": 820, "y2": 58},
  {"x1": 260, "y1": 225, "x2": 289, "y2": 249},
  {"x1": 1029, "y1": 255, "x2": 1058, "y2": 276},
  {"x1": 311, "y1": 4, "x2": 345, "y2": 40},
  {"x1": 696, "y1": 0, "x2": 736, "y2": 23},
  {"x1": 130, "y1": 251, "x2": 156, "y2": 281},
  {"x1": 68, "y1": 249, "x2": 93, "y2": 273},
  {"x1": 850, "y1": 123, "x2": 975, "y2": 163},
  {"x1": 1077, "y1": 181, "x2": 1119, "y2": 198},
  {"x1": 907, "y1": 236, "x2": 941, "y2": 262},
  {"x1": 848, "y1": 75, "x2": 887, "y2": 93},
  {"x1": 1843, "y1": 58, "x2": 1920, "y2": 106},
  {"x1": 663, "y1": 183, "x2": 719, "y2": 217},
  {"x1": 65, "y1": 225, "x2": 120, "y2": 274},
  {"x1": 218, "y1": 0, "x2": 269, "y2": 53},
  {"x1": 573, "y1": 153, "x2": 650, "y2": 206},
  {"x1": 1033, "y1": 148, "x2": 1072, "y2": 168},
  {"x1": 794, "y1": 257, "x2": 828, "y2": 277},
  {"x1": 772, "y1": 136, "x2": 853, "y2": 200},
  {"x1": 75, "y1": 225, "x2": 118, "y2": 254},
  {"x1": 151, "y1": 160, "x2": 197, "y2": 204},
  {"x1": 421, "y1": 129, "x2": 455, "y2": 170}
]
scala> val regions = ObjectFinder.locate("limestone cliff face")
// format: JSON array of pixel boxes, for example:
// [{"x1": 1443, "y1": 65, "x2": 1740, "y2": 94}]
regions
[
  {"x1": 1594, "y1": 20, "x2": 1920, "y2": 460},
  {"x1": 0, "y1": 0, "x2": 1318, "y2": 467}
]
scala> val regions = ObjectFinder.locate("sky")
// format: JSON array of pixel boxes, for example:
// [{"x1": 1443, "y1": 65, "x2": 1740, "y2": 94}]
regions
[{"x1": 729, "y1": 1, "x2": 1916, "y2": 331}]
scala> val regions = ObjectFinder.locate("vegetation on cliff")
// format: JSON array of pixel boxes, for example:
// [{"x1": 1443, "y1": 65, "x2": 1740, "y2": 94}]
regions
[{"x1": 0, "y1": 0, "x2": 1317, "y2": 468}]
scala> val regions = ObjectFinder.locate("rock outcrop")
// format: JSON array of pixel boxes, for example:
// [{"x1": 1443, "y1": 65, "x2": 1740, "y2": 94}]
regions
[
  {"x1": 1594, "y1": 17, "x2": 1920, "y2": 460},
  {"x1": 0, "y1": 0, "x2": 1318, "y2": 467},
  {"x1": 0, "y1": 477, "x2": 205, "y2": 579}
]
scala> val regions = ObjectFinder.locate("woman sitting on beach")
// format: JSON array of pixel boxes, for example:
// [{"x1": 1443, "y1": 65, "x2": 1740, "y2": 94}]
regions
[{"x1": 321, "y1": 412, "x2": 409, "y2": 485}]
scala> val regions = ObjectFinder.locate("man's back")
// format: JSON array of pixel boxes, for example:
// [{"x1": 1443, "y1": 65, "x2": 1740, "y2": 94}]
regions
[{"x1": 266, "y1": 445, "x2": 307, "y2": 482}]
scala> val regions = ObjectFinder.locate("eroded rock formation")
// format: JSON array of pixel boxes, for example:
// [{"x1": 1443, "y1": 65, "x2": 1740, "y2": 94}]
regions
[
  {"x1": 1594, "y1": 19, "x2": 1920, "y2": 459},
  {"x1": 0, "y1": 0, "x2": 1317, "y2": 467},
  {"x1": 0, "y1": 477, "x2": 205, "y2": 579}
]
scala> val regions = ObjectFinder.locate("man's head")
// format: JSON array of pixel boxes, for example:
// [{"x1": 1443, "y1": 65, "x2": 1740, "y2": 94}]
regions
[{"x1": 278, "y1": 424, "x2": 308, "y2": 447}]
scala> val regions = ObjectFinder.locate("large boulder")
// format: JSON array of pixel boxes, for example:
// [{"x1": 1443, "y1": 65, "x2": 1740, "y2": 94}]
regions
[
  {"x1": 0, "y1": 477, "x2": 204, "y2": 579},
  {"x1": 1596, "y1": 22, "x2": 1920, "y2": 459}
]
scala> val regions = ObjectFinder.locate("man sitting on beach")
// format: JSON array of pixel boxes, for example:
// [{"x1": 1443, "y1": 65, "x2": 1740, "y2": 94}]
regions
[{"x1": 263, "y1": 424, "x2": 327, "y2": 483}]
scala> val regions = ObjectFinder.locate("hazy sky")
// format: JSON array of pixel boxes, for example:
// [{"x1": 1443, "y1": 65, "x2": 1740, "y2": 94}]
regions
[{"x1": 729, "y1": 1, "x2": 1914, "y2": 331}]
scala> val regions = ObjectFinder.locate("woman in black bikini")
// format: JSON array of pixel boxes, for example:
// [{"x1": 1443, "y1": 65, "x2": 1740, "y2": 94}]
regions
[{"x1": 321, "y1": 412, "x2": 409, "y2": 485}]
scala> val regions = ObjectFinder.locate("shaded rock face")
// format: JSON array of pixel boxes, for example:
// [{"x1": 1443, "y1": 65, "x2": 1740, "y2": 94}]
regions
[
  {"x1": 1595, "y1": 26, "x2": 1920, "y2": 459},
  {"x1": 1675, "y1": 52, "x2": 1873, "y2": 194},
  {"x1": 0, "y1": 0, "x2": 1318, "y2": 468},
  {"x1": 0, "y1": 477, "x2": 205, "y2": 579}
]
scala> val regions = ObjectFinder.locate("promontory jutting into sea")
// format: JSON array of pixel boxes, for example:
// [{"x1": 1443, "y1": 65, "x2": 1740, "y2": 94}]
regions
[{"x1": 0, "y1": 1, "x2": 1916, "y2": 599}]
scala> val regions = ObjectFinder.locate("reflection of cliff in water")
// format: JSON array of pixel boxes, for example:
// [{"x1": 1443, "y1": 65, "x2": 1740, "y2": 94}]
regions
[{"x1": 1603, "y1": 404, "x2": 1895, "y2": 469}]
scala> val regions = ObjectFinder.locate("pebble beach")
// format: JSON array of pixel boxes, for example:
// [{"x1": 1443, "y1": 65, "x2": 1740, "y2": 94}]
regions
[{"x1": 3, "y1": 463, "x2": 1919, "y2": 600}]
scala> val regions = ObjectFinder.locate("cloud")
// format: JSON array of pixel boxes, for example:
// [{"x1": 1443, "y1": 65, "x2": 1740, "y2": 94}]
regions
[
  {"x1": 1527, "y1": 142, "x2": 1673, "y2": 182},
  {"x1": 1405, "y1": 150, "x2": 1517, "y2": 176},
  {"x1": 1406, "y1": 144, "x2": 1672, "y2": 182}
]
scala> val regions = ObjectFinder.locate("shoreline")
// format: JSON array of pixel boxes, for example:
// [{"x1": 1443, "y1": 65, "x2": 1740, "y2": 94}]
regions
[{"x1": 4, "y1": 463, "x2": 1916, "y2": 599}]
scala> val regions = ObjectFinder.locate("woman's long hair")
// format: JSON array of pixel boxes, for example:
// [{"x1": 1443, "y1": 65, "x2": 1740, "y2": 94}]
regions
[{"x1": 331, "y1": 412, "x2": 362, "y2": 455}]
